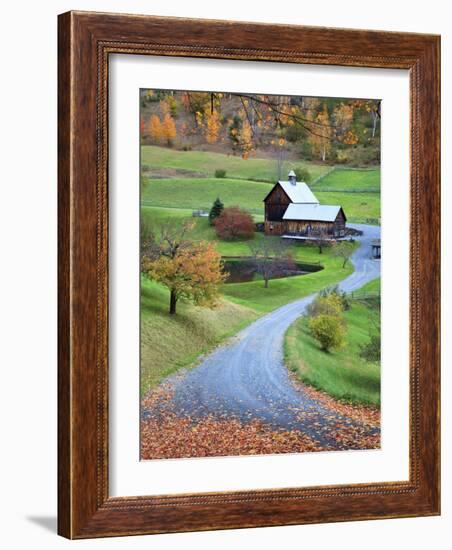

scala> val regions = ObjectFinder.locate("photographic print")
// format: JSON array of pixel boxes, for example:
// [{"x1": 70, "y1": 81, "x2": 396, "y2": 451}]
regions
[{"x1": 139, "y1": 89, "x2": 381, "y2": 460}]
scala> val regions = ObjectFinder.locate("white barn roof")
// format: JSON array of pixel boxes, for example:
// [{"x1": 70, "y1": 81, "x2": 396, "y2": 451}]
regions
[
  {"x1": 278, "y1": 181, "x2": 319, "y2": 204},
  {"x1": 283, "y1": 203, "x2": 342, "y2": 222}
]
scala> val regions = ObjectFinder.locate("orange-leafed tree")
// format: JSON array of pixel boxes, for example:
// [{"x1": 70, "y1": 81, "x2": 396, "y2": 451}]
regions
[
  {"x1": 148, "y1": 114, "x2": 163, "y2": 143},
  {"x1": 147, "y1": 242, "x2": 225, "y2": 314},
  {"x1": 162, "y1": 113, "x2": 177, "y2": 146},
  {"x1": 310, "y1": 105, "x2": 332, "y2": 162},
  {"x1": 240, "y1": 119, "x2": 253, "y2": 159},
  {"x1": 205, "y1": 109, "x2": 221, "y2": 144},
  {"x1": 142, "y1": 220, "x2": 225, "y2": 314},
  {"x1": 214, "y1": 207, "x2": 255, "y2": 241}
]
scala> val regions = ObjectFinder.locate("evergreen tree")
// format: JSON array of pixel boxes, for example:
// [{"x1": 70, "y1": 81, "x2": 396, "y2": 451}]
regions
[{"x1": 209, "y1": 197, "x2": 224, "y2": 225}]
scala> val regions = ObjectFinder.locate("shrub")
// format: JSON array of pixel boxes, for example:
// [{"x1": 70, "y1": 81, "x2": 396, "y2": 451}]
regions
[
  {"x1": 214, "y1": 206, "x2": 255, "y2": 240},
  {"x1": 208, "y1": 197, "x2": 224, "y2": 226},
  {"x1": 306, "y1": 294, "x2": 343, "y2": 318},
  {"x1": 214, "y1": 169, "x2": 227, "y2": 178},
  {"x1": 319, "y1": 285, "x2": 351, "y2": 311},
  {"x1": 308, "y1": 314, "x2": 346, "y2": 352},
  {"x1": 360, "y1": 333, "x2": 381, "y2": 362}
]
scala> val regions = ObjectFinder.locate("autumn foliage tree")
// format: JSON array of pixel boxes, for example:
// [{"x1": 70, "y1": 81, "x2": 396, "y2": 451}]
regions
[
  {"x1": 148, "y1": 114, "x2": 163, "y2": 143},
  {"x1": 312, "y1": 105, "x2": 332, "y2": 162},
  {"x1": 240, "y1": 118, "x2": 253, "y2": 159},
  {"x1": 142, "y1": 220, "x2": 225, "y2": 314},
  {"x1": 140, "y1": 90, "x2": 380, "y2": 163},
  {"x1": 205, "y1": 109, "x2": 221, "y2": 144},
  {"x1": 162, "y1": 113, "x2": 177, "y2": 146},
  {"x1": 214, "y1": 207, "x2": 255, "y2": 240}
]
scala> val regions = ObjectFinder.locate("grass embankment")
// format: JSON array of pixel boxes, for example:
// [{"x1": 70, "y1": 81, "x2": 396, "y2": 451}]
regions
[
  {"x1": 141, "y1": 278, "x2": 257, "y2": 394},
  {"x1": 350, "y1": 277, "x2": 381, "y2": 299},
  {"x1": 284, "y1": 283, "x2": 381, "y2": 407},
  {"x1": 141, "y1": 145, "x2": 329, "y2": 182}
]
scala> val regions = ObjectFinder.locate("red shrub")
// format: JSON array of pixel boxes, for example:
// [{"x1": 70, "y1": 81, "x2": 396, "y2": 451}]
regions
[{"x1": 214, "y1": 206, "x2": 255, "y2": 240}]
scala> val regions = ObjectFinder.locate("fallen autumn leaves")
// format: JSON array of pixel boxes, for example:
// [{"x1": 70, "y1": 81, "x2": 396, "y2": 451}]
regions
[
  {"x1": 141, "y1": 414, "x2": 320, "y2": 459},
  {"x1": 140, "y1": 380, "x2": 380, "y2": 460}
]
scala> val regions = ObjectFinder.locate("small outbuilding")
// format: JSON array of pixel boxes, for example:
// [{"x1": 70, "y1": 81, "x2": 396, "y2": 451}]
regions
[
  {"x1": 263, "y1": 170, "x2": 347, "y2": 238},
  {"x1": 371, "y1": 239, "x2": 381, "y2": 259}
]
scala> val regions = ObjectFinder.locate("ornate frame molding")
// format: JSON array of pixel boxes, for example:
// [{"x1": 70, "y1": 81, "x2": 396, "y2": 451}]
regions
[{"x1": 58, "y1": 11, "x2": 440, "y2": 538}]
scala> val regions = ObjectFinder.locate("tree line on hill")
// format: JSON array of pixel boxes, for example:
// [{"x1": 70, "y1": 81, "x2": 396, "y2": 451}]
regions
[{"x1": 140, "y1": 90, "x2": 380, "y2": 166}]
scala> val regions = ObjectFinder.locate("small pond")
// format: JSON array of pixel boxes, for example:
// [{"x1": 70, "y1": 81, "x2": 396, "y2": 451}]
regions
[{"x1": 222, "y1": 257, "x2": 323, "y2": 284}]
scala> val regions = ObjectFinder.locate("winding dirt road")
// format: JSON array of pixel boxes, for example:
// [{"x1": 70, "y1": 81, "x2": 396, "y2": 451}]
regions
[{"x1": 142, "y1": 224, "x2": 381, "y2": 450}]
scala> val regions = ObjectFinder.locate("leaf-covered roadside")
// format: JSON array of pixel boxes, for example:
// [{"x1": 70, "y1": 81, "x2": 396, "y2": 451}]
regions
[
  {"x1": 141, "y1": 381, "x2": 380, "y2": 460},
  {"x1": 141, "y1": 414, "x2": 320, "y2": 459},
  {"x1": 289, "y1": 371, "x2": 380, "y2": 428}
]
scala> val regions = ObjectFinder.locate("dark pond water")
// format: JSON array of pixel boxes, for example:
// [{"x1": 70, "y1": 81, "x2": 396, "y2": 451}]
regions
[{"x1": 223, "y1": 258, "x2": 323, "y2": 284}]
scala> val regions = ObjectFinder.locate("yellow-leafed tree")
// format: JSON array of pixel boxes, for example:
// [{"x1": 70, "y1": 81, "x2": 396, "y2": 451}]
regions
[
  {"x1": 205, "y1": 109, "x2": 221, "y2": 144},
  {"x1": 148, "y1": 114, "x2": 163, "y2": 143},
  {"x1": 162, "y1": 113, "x2": 177, "y2": 146}
]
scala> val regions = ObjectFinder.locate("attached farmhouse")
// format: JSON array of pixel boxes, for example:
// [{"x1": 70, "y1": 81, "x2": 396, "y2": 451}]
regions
[{"x1": 263, "y1": 170, "x2": 347, "y2": 238}]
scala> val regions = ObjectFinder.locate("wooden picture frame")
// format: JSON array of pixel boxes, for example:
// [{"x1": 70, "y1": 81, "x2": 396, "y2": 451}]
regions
[{"x1": 58, "y1": 10, "x2": 440, "y2": 539}]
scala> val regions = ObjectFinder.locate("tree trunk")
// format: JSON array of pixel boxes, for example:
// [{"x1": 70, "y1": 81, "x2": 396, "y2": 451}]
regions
[
  {"x1": 372, "y1": 111, "x2": 378, "y2": 138},
  {"x1": 169, "y1": 289, "x2": 177, "y2": 314},
  {"x1": 264, "y1": 277, "x2": 269, "y2": 288}
]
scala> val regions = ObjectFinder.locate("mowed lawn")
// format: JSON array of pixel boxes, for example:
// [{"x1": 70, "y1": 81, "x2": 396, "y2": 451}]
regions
[
  {"x1": 284, "y1": 297, "x2": 381, "y2": 406},
  {"x1": 315, "y1": 191, "x2": 380, "y2": 223},
  {"x1": 312, "y1": 168, "x2": 380, "y2": 192},
  {"x1": 141, "y1": 145, "x2": 330, "y2": 182},
  {"x1": 142, "y1": 177, "x2": 272, "y2": 216}
]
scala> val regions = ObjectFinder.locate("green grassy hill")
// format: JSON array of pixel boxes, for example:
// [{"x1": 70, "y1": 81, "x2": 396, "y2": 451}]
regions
[
  {"x1": 284, "y1": 295, "x2": 381, "y2": 406},
  {"x1": 142, "y1": 177, "x2": 272, "y2": 216},
  {"x1": 315, "y1": 191, "x2": 380, "y2": 223},
  {"x1": 141, "y1": 147, "x2": 380, "y2": 223},
  {"x1": 312, "y1": 168, "x2": 380, "y2": 192},
  {"x1": 141, "y1": 145, "x2": 330, "y2": 182}
]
